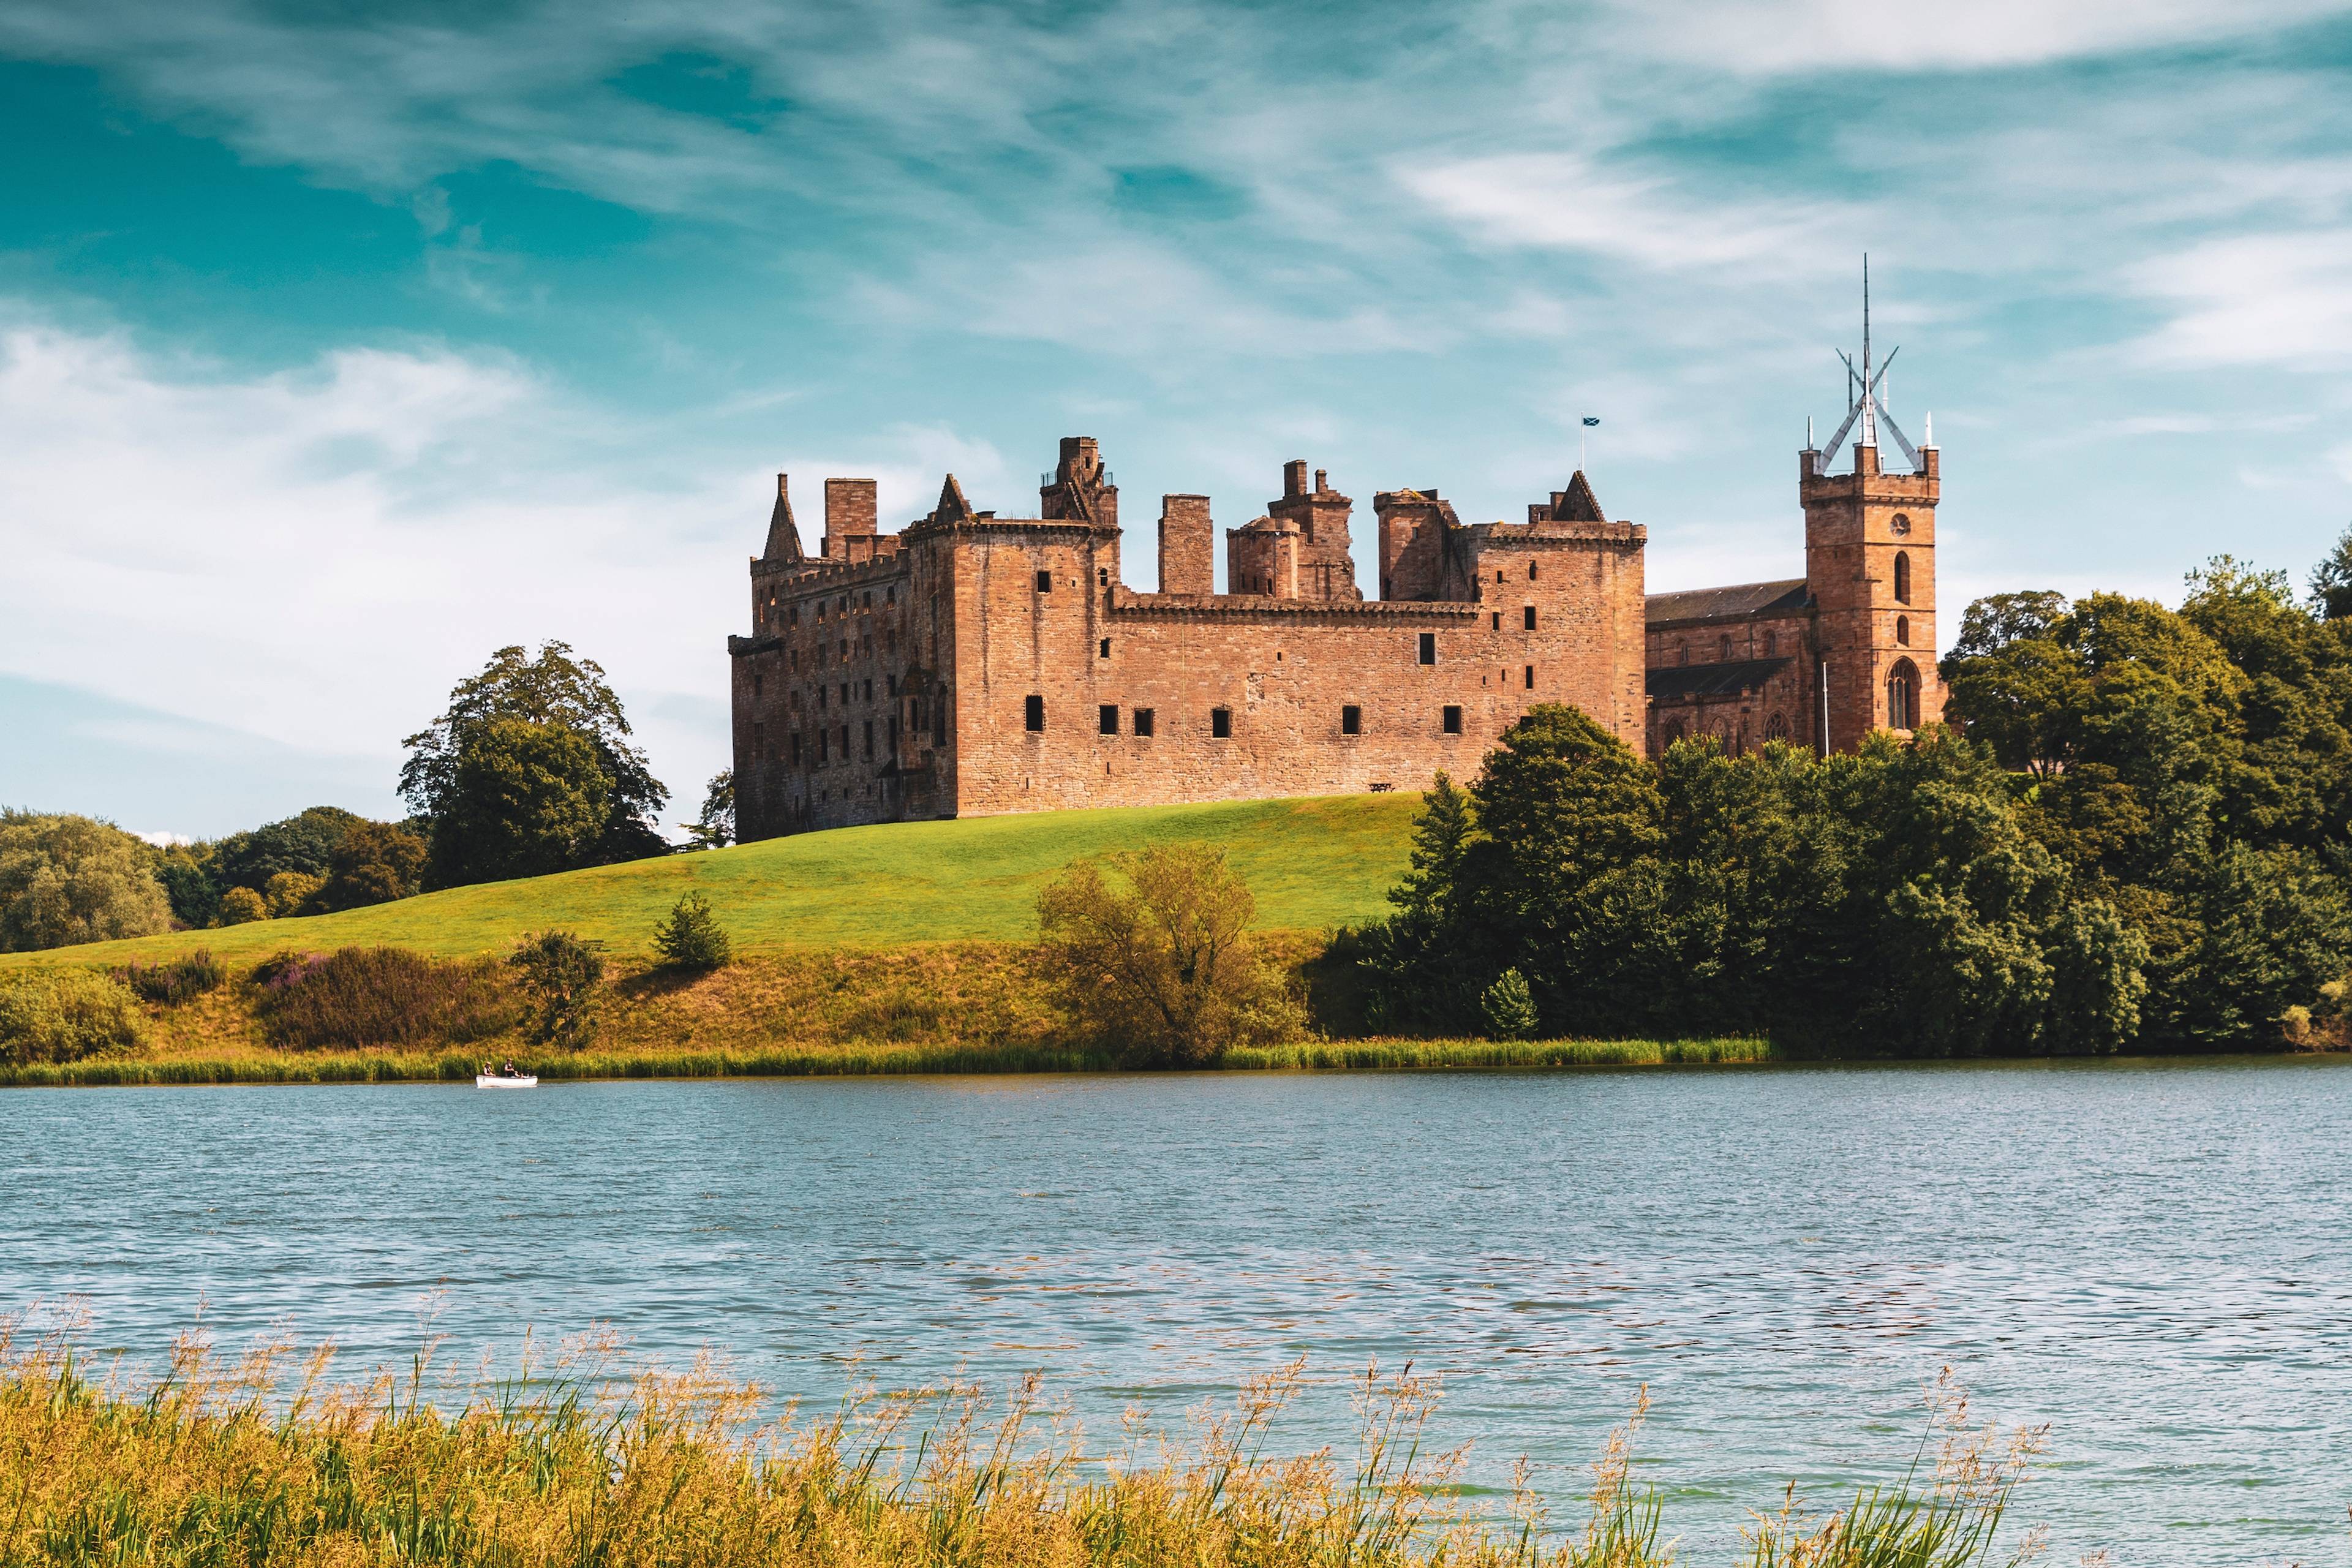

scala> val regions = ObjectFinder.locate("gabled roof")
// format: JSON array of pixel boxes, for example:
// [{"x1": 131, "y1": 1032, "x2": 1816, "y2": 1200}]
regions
[
  {"x1": 761, "y1": 476, "x2": 806, "y2": 565},
  {"x1": 1647, "y1": 657, "x2": 1793, "y2": 699},
  {"x1": 1645, "y1": 578, "x2": 1809, "y2": 626},
  {"x1": 1553, "y1": 470, "x2": 1605, "y2": 522},
  {"x1": 931, "y1": 473, "x2": 975, "y2": 525}
]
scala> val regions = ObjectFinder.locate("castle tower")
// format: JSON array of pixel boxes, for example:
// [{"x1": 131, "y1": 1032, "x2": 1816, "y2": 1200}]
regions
[
  {"x1": 1265, "y1": 460, "x2": 1362, "y2": 600},
  {"x1": 1801, "y1": 260, "x2": 1942, "y2": 753}
]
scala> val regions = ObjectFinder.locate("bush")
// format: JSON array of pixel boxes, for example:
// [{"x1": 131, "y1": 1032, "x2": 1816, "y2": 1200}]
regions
[
  {"x1": 508, "y1": 930, "x2": 605, "y2": 1049},
  {"x1": 0, "y1": 970, "x2": 145, "y2": 1063},
  {"x1": 1036, "y1": 843, "x2": 1304, "y2": 1066},
  {"x1": 218, "y1": 887, "x2": 267, "y2": 925},
  {"x1": 652, "y1": 892, "x2": 732, "y2": 970},
  {"x1": 0, "y1": 810, "x2": 172, "y2": 951},
  {"x1": 265, "y1": 871, "x2": 324, "y2": 917},
  {"x1": 253, "y1": 945, "x2": 512, "y2": 1050},
  {"x1": 113, "y1": 950, "x2": 227, "y2": 1006},
  {"x1": 1479, "y1": 968, "x2": 1539, "y2": 1040}
]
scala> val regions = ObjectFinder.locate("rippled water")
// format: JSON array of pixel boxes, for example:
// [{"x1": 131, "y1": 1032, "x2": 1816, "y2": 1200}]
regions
[{"x1": 7, "y1": 1061, "x2": 2351, "y2": 1563}]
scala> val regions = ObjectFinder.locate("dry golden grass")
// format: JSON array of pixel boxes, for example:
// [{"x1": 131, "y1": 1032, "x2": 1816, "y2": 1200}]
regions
[{"x1": 0, "y1": 1320, "x2": 2041, "y2": 1568}]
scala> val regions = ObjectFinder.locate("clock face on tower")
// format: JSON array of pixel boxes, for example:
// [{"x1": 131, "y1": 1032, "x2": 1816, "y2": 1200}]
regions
[{"x1": 1890, "y1": 513, "x2": 1912, "y2": 536}]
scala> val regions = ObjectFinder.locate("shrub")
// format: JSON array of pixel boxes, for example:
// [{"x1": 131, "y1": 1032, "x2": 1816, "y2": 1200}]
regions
[
  {"x1": 113, "y1": 950, "x2": 227, "y2": 1006},
  {"x1": 1036, "y1": 842, "x2": 1305, "y2": 1066},
  {"x1": 0, "y1": 810, "x2": 172, "y2": 951},
  {"x1": 265, "y1": 870, "x2": 324, "y2": 917},
  {"x1": 0, "y1": 969, "x2": 145, "y2": 1063},
  {"x1": 508, "y1": 930, "x2": 605, "y2": 1049},
  {"x1": 253, "y1": 945, "x2": 512, "y2": 1050},
  {"x1": 217, "y1": 886, "x2": 267, "y2": 925},
  {"x1": 652, "y1": 891, "x2": 732, "y2": 970},
  {"x1": 1479, "y1": 968, "x2": 1539, "y2": 1040}
]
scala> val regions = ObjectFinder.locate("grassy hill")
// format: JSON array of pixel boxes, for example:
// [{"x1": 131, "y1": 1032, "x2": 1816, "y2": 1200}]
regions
[{"x1": 3, "y1": 793, "x2": 1423, "y2": 970}]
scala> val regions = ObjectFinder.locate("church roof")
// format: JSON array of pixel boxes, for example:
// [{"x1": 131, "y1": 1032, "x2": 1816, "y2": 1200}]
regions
[
  {"x1": 1645, "y1": 578, "x2": 1809, "y2": 626},
  {"x1": 1647, "y1": 656, "x2": 1794, "y2": 699}
]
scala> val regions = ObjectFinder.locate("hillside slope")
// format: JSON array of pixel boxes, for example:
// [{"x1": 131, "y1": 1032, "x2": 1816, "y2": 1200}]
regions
[{"x1": 4, "y1": 793, "x2": 1422, "y2": 968}]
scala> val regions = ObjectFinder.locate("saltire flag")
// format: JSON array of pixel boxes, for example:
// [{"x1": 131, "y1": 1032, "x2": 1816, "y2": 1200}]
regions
[{"x1": 1581, "y1": 416, "x2": 1600, "y2": 427}]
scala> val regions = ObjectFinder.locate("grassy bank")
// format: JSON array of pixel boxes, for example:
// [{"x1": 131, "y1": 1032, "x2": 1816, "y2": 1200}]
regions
[
  {"x1": 0, "y1": 1330, "x2": 2037, "y2": 1568},
  {"x1": 0, "y1": 793, "x2": 1421, "y2": 971}
]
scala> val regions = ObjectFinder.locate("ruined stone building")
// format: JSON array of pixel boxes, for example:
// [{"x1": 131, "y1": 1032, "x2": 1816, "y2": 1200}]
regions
[{"x1": 726, "y1": 309, "x2": 1941, "y2": 839}]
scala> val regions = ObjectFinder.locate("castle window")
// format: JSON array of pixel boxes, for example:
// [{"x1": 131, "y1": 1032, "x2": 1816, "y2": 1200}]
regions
[
  {"x1": 1677, "y1": 647, "x2": 1689, "y2": 666},
  {"x1": 1491, "y1": 612, "x2": 1501, "y2": 630},
  {"x1": 1035, "y1": 570, "x2": 1053, "y2": 593},
  {"x1": 1524, "y1": 605, "x2": 1537, "y2": 631},
  {"x1": 1524, "y1": 665, "x2": 1535, "y2": 690},
  {"x1": 1442, "y1": 705, "x2": 1463, "y2": 734},
  {"x1": 788, "y1": 605, "x2": 798, "y2": 627},
  {"x1": 1134, "y1": 708, "x2": 1155, "y2": 737},
  {"x1": 863, "y1": 720, "x2": 873, "y2": 758},
  {"x1": 1663, "y1": 718, "x2": 1686, "y2": 746},
  {"x1": 1764, "y1": 630, "x2": 1777, "y2": 656},
  {"x1": 815, "y1": 602, "x2": 825, "y2": 622},
  {"x1": 839, "y1": 724, "x2": 849, "y2": 755},
  {"x1": 754, "y1": 722, "x2": 766, "y2": 760},
  {"x1": 818, "y1": 729, "x2": 828, "y2": 763},
  {"x1": 887, "y1": 674, "x2": 898, "y2": 697},
  {"x1": 1765, "y1": 713, "x2": 1789, "y2": 742},
  {"x1": 791, "y1": 733, "x2": 803, "y2": 764},
  {"x1": 1099, "y1": 704, "x2": 1119, "y2": 735},
  {"x1": 1382, "y1": 577, "x2": 1393, "y2": 598},
  {"x1": 862, "y1": 592, "x2": 872, "y2": 608},
  {"x1": 1418, "y1": 632, "x2": 1436, "y2": 665},
  {"x1": 886, "y1": 586, "x2": 895, "y2": 605},
  {"x1": 1341, "y1": 704, "x2": 1362, "y2": 735},
  {"x1": 819, "y1": 685, "x2": 827, "y2": 709},
  {"x1": 753, "y1": 671, "x2": 764, "y2": 698},
  {"x1": 840, "y1": 682, "x2": 848, "y2": 704},
  {"x1": 1211, "y1": 707, "x2": 1232, "y2": 739},
  {"x1": 1897, "y1": 615, "x2": 1910, "y2": 646},
  {"x1": 1529, "y1": 562, "x2": 1538, "y2": 581},
  {"x1": 1496, "y1": 568, "x2": 1504, "y2": 584},
  {"x1": 1098, "y1": 567, "x2": 1109, "y2": 587},
  {"x1": 935, "y1": 697, "x2": 948, "y2": 746},
  {"x1": 863, "y1": 679, "x2": 873, "y2": 701},
  {"x1": 1719, "y1": 635, "x2": 1732, "y2": 660},
  {"x1": 1025, "y1": 695, "x2": 1046, "y2": 732},
  {"x1": 1886, "y1": 658, "x2": 1921, "y2": 731},
  {"x1": 1099, "y1": 638, "x2": 1111, "y2": 658},
  {"x1": 1894, "y1": 551, "x2": 1912, "y2": 605},
  {"x1": 839, "y1": 638, "x2": 848, "y2": 661}
]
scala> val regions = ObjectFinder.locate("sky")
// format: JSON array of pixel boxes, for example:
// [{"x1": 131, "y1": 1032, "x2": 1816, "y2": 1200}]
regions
[{"x1": 4, "y1": 0, "x2": 2351, "y2": 840}]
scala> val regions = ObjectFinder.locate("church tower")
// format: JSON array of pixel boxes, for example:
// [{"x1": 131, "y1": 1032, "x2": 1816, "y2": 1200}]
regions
[{"x1": 1800, "y1": 261, "x2": 1942, "y2": 753}]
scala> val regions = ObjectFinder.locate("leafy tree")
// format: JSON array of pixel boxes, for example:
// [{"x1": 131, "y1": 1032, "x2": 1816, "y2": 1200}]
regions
[
  {"x1": 154, "y1": 845, "x2": 221, "y2": 928},
  {"x1": 652, "y1": 891, "x2": 733, "y2": 970},
  {"x1": 0, "y1": 969, "x2": 145, "y2": 1063},
  {"x1": 420, "y1": 718, "x2": 612, "y2": 888},
  {"x1": 314, "y1": 821, "x2": 428, "y2": 912},
  {"x1": 2311, "y1": 524, "x2": 2352, "y2": 620},
  {"x1": 217, "y1": 887, "x2": 268, "y2": 925},
  {"x1": 508, "y1": 930, "x2": 606, "y2": 1050},
  {"x1": 1036, "y1": 843, "x2": 1302, "y2": 1065},
  {"x1": 682, "y1": 772, "x2": 735, "y2": 851},
  {"x1": 266, "y1": 871, "x2": 325, "y2": 917},
  {"x1": 0, "y1": 811, "x2": 172, "y2": 952},
  {"x1": 211, "y1": 807, "x2": 363, "y2": 895},
  {"x1": 401, "y1": 643, "x2": 669, "y2": 881}
]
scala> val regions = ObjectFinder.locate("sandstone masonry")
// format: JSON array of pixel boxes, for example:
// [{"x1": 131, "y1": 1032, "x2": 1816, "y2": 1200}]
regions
[{"x1": 727, "y1": 429, "x2": 1940, "y2": 839}]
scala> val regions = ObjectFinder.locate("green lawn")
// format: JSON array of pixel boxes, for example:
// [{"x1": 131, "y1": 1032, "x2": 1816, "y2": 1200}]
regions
[{"x1": 5, "y1": 793, "x2": 1423, "y2": 969}]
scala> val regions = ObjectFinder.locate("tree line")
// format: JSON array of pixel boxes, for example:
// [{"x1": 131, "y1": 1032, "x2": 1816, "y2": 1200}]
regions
[
  {"x1": 3, "y1": 641, "x2": 733, "y2": 952},
  {"x1": 1355, "y1": 536, "x2": 2352, "y2": 1054}
]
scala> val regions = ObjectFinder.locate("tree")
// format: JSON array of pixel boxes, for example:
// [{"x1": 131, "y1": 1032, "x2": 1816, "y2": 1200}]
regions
[
  {"x1": 1036, "y1": 843, "x2": 1303, "y2": 1065},
  {"x1": 1479, "y1": 968, "x2": 1539, "y2": 1041},
  {"x1": 154, "y1": 846, "x2": 221, "y2": 928},
  {"x1": 0, "y1": 969, "x2": 145, "y2": 1064},
  {"x1": 652, "y1": 891, "x2": 733, "y2": 970},
  {"x1": 508, "y1": 930, "x2": 606, "y2": 1050},
  {"x1": 2311, "y1": 525, "x2": 2352, "y2": 620},
  {"x1": 420, "y1": 718, "x2": 612, "y2": 888},
  {"x1": 211, "y1": 807, "x2": 363, "y2": 895},
  {"x1": 217, "y1": 886, "x2": 268, "y2": 925},
  {"x1": 0, "y1": 810, "x2": 172, "y2": 952},
  {"x1": 314, "y1": 820, "x2": 429, "y2": 912},
  {"x1": 401, "y1": 643, "x2": 669, "y2": 878},
  {"x1": 682, "y1": 772, "x2": 735, "y2": 851},
  {"x1": 265, "y1": 871, "x2": 324, "y2": 917}
]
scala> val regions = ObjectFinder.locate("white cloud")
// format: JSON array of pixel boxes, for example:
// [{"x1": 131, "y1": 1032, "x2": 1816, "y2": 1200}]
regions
[
  {"x1": 2128, "y1": 230, "x2": 2352, "y2": 370},
  {"x1": 0, "y1": 312, "x2": 995, "y2": 816}
]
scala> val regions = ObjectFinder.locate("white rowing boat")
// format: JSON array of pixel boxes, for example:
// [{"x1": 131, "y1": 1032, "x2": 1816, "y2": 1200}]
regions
[{"x1": 475, "y1": 1073, "x2": 538, "y2": 1088}]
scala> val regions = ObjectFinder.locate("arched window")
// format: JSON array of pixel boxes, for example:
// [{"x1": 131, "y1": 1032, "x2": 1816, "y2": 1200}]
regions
[
  {"x1": 1885, "y1": 658, "x2": 1921, "y2": 731},
  {"x1": 1765, "y1": 712, "x2": 1790, "y2": 742},
  {"x1": 1718, "y1": 634, "x2": 1733, "y2": 661},
  {"x1": 1763, "y1": 630, "x2": 1777, "y2": 656},
  {"x1": 1893, "y1": 551, "x2": 1912, "y2": 605},
  {"x1": 1896, "y1": 615, "x2": 1910, "y2": 646},
  {"x1": 1662, "y1": 718, "x2": 1686, "y2": 746}
]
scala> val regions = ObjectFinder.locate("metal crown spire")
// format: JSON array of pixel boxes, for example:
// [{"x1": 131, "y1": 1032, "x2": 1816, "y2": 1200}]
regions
[{"x1": 1815, "y1": 254, "x2": 1921, "y2": 473}]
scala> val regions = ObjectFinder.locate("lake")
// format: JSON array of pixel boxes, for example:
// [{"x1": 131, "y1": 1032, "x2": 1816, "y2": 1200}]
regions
[{"x1": 6, "y1": 1060, "x2": 2348, "y2": 1564}]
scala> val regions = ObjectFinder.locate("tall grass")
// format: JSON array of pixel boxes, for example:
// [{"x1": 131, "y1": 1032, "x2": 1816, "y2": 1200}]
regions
[{"x1": 0, "y1": 1322, "x2": 2041, "y2": 1568}]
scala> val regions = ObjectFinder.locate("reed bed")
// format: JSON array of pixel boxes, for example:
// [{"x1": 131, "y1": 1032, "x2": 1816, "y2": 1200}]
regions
[
  {"x1": 0, "y1": 1036, "x2": 1775, "y2": 1087},
  {"x1": 0, "y1": 1322, "x2": 2042, "y2": 1568}
]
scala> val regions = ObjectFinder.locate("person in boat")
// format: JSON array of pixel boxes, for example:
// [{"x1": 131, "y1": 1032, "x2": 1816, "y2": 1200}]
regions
[{"x1": 502, "y1": 1058, "x2": 518, "y2": 1078}]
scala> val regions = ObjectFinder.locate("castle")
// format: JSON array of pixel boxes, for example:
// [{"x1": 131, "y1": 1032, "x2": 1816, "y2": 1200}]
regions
[{"x1": 727, "y1": 322, "x2": 1942, "y2": 840}]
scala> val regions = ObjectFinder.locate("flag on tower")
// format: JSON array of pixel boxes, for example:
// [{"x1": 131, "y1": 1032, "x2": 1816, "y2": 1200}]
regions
[{"x1": 1581, "y1": 416, "x2": 1600, "y2": 428}]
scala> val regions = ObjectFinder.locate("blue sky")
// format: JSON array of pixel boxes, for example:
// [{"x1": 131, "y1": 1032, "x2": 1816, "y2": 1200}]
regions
[{"x1": 5, "y1": 0, "x2": 2351, "y2": 839}]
